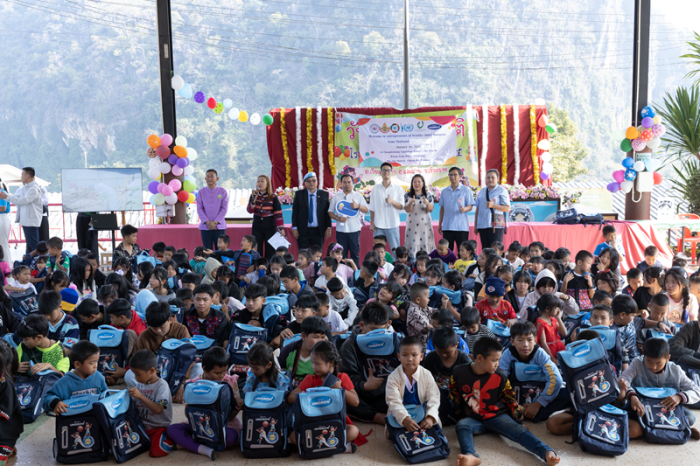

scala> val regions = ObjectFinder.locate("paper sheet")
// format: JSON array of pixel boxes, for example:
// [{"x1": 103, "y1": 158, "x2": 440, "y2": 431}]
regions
[{"x1": 267, "y1": 231, "x2": 291, "y2": 250}]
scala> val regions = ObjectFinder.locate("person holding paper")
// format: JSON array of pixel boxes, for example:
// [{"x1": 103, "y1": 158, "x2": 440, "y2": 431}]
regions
[
  {"x1": 328, "y1": 173, "x2": 368, "y2": 267},
  {"x1": 247, "y1": 174, "x2": 285, "y2": 261}
]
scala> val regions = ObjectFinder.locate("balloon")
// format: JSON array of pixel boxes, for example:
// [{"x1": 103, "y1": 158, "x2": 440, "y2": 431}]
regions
[
  {"x1": 175, "y1": 135, "x2": 187, "y2": 147},
  {"x1": 537, "y1": 139, "x2": 550, "y2": 150},
  {"x1": 177, "y1": 190, "x2": 190, "y2": 203},
  {"x1": 194, "y1": 92, "x2": 205, "y2": 103},
  {"x1": 169, "y1": 179, "x2": 182, "y2": 191},
  {"x1": 146, "y1": 147, "x2": 158, "y2": 159},
  {"x1": 149, "y1": 195, "x2": 155, "y2": 206},
  {"x1": 165, "y1": 193, "x2": 178, "y2": 205},
  {"x1": 207, "y1": 98, "x2": 216, "y2": 109},
  {"x1": 620, "y1": 180, "x2": 633, "y2": 193},
  {"x1": 647, "y1": 138, "x2": 661, "y2": 151},
  {"x1": 613, "y1": 170, "x2": 625, "y2": 183},
  {"x1": 223, "y1": 99, "x2": 233, "y2": 108},
  {"x1": 622, "y1": 157, "x2": 635, "y2": 169},
  {"x1": 176, "y1": 158, "x2": 188, "y2": 168},
  {"x1": 183, "y1": 180, "x2": 196, "y2": 192},
  {"x1": 214, "y1": 103, "x2": 224, "y2": 114},
  {"x1": 149, "y1": 157, "x2": 161, "y2": 169},
  {"x1": 620, "y1": 139, "x2": 632, "y2": 152},
  {"x1": 640, "y1": 130, "x2": 653, "y2": 141},
  {"x1": 148, "y1": 181, "x2": 159, "y2": 194},
  {"x1": 542, "y1": 162, "x2": 554, "y2": 175},
  {"x1": 645, "y1": 158, "x2": 661, "y2": 172},
  {"x1": 156, "y1": 145, "x2": 170, "y2": 159},
  {"x1": 641, "y1": 117, "x2": 654, "y2": 129},
  {"x1": 171, "y1": 165, "x2": 184, "y2": 176},
  {"x1": 538, "y1": 115, "x2": 548, "y2": 127},
  {"x1": 250, "y1": 113, "x2": 261, "y2": 125},
  {"x1": 147, "y1": 134, "x2": 161, "y2": 148},
  {"x1": 624, "y1": 168, "x2": 637, "y2": 181},
  {"x1": 153, "y1": 193, "x2": 165, "y2": 205},
  {"x1": 631, "y1": 138, "x2": 646, "y2": 152},
  {"x1": 613, "y1": 129, "x2": 627, "y2": 141},
  {"x1": 335, "y1": 124, "x2": 342, "y2": 132},
  {"x1": 168, "y1": 154, "x2": 179, "y2": 165},
  {"x1": 184, "y1": 175, "x2": 195, "y2": 183},
  {"x1": 651, "y1": 124, "x2": 666, "y2": 138},
  {"x1": 148, "y1": 168, "x2": 161, "y2": 180},
  {"x1": 545, "y1": 124, "x2": 557, "y2": 134},
  {"x1": 228, "y1": 108, "x2": 240, "y2": 120},
  {"x1": 187, "y1": 193, "x2": 196, "y2": 204},
  {"x1": 540, "y1": 151, "x2": 552, "y2": 162},
  {"x1": 633, "y1": 161, "x2": 646, "y2": 172},
  {"x1": 640, "y1": 106, "x2": 654, "y2": 118},
  {"x1": 177, "y1": 82, "x2": 193, "y2": 99},
  {"x1": 239, "y1": 110, "x2": 249, "y2": 122},
  {"x1": 607, "y1": 182, "x2": 620, "y2": 193},
  {"x1": 262, "y1": 114, "x2": 274, "y2": 125},
  {"x1": 534, "y1": 98, "x2": 546, "y2": 106},
  {"x1": 653, "y1": 115, "x2": 662, "y2": 124},
  {"x1": 187, "y1": 148, "x2": 197, "y2": 161},
  {"x1": 540, "y1": 172, "x2": 549, "y2": 181},
  {"x1": 653, "y1": 172, "x2": 663, "y2": 185},
  {"x1": 625, "y1": 126, "x2": 640, "y2": 140},
  {"x1": 184, "y1": 166, "x2": 194, "y2": 176},
  {"x1": 171, "y1": 75, "x2": 184, "y2": 90},
  {"x1": 162, "y1": 185, "x2": 173, "y2": 196},
  {"x1": 160, "y1": 134, "x2": 173, "y2": 147},
  {"x1": 173, "y1": 146, "x2": 188, "y2": 158},
  {"x1": 183, "y1": 158, "x2": 190, "y2": 167},
  {"x1": 159, "y1": 162, "x2": 171, "y2": 174},
  {"x1": 158, "y1": 183, "x2": 168, "y2": 194}
]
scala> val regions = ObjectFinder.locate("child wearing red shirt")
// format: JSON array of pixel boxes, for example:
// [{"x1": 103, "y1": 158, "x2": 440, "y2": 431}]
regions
[
  {"x1": 535, "y1": 294, "x2": 566, "y2": 363},
  {"x1": 475, "y1": 277, "x2": 518, "y2": 326}
]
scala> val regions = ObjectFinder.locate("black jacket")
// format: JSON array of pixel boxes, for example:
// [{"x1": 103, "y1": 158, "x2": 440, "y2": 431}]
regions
[
  {"x1": 291, "y1": 189, "x2": 331, "y2": 235},
  {"x1": 670, "y1": 321, "x2": 700, "y2": 362}
]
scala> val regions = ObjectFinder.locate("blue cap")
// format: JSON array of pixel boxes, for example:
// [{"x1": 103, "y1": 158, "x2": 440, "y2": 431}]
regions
[
  {"x1": 303, "y1": 172, "x2": 317, "y2": 182},
  {"x1": 484, "y1": 277, "x2": 506, "y2": 297}
]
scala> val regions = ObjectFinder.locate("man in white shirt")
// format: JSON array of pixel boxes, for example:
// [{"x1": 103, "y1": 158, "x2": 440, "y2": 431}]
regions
[
  {"x1": 369, "y1": 162, "x2": 404, "y2": 258},
  {"x1": 328, "y1": 174, "x2": 368, "y2": 267},
  {"x1": 0, "y1": 167, "x2": 43, "y2": 253}
]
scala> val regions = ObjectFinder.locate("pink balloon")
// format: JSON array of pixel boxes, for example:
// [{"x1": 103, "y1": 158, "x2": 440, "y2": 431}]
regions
[
  {"x1": 160, "y1": 134, "x2": 173, "y2": 146},
  {"x1": 612, "y1": 170, "x2": 625, "y2": 183},
  {"x1": 169, "y1": 179, "x2": 182, "y2": 191},
  {"x1": 631, "y1": 138, "x2": 647, "y2": 152},
  {"x1": 162, "y1": 186, "x2": 173, "y2": 196},
  {"x1": 157, "y1": 183, "x2": 167, "y2": 194},
  {"x1": 171, "y1": 166, "x2": 184, "y2": 176}
]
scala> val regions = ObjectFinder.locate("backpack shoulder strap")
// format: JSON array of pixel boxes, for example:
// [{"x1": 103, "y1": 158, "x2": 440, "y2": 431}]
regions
[{"x1": 322, "y1": 373, "x2": 339, "y2": 388}]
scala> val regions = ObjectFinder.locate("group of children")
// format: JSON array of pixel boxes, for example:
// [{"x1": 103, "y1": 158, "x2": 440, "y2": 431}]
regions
[{"x1": 3, "y1": 222, "x2": 700, "y2": 465}]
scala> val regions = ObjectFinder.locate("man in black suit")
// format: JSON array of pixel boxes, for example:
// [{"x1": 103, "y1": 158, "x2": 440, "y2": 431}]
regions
[{"x1": 292, "y1": 172, "x2": 332, "y2": 250}]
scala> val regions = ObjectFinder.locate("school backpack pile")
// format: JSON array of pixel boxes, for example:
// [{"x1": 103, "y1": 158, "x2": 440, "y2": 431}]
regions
[
  {"x1": 634, "y1": 387, "x2": 691, "y2": 445},
  {"x1": 228, "y1": 323, "x2": 268, "y2": 365},
  {"x1": 93, "y1": 389, "x2": 151, "y2": 463},
  {"x1": 52, "y1": 395, "x2": 109, "y2": 464},
  {"x1": 385, "y1": 404, "x2": 450, "y2": 464},
  {"x1": 156, "y1": 338, "x2": 197, "y2": 394},
  {"x1": 552, "y1": 208, "x2": 606, "y2": 230},
  {"x1": 88, "y1": 325, "x2": 130, "y2": 375},
  {"x1": 293, "y1": 374, "x2": 346, "y2": 459},
  {"x1": 183, "y1": 379, "x2": 235, "y2": 452},
  {"x1": 241, "y1": 388, "x2": 292, "y2": 458},
  {"x1": 15, "y1": 369, "x2": 61, "y2": 423}
]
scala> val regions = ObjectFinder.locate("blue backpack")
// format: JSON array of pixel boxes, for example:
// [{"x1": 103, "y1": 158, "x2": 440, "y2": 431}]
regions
[
  {"x1": 635, "y1": 387, "x2": 691, "y2": 444},
  {"x1": 434, "y1": 286, "x2": 461, "y2": 305},
  {"x1": 558, "y1": 338, "x2": 619, "y2": 412},
  {"x1": 183, "y1": 380, "x2": 235, "y2": 451},
  {"x1": 385, "y1": 404, "x2": 450, "y2": 464},
  {"x1": 93, "y1": 390, "x2": 151, "y2": 463},
  {"x1": 588, "y1": 325, "x2": 624, "y2": 374},
  {"x1": 135, "y1": 251, "x2": 156, "y2": 267},
  {"x1": 509, "y1": 360, "x2": 548, "y2": 406},
  {"x1": 647, "y1": 329, "x2": 674, "y2": 341},
  {"x1": 486, "y1": 320, "x2": 511, "y2": 349},
  {"x1": 156, "y1": 339, "x2": 197, "y2": 394},
  {"x1": 678, "y1": 362, "x2": 700, "y2": 409},
  {"x1": 293, "y1": 379, "x2": 346, "y2": 459},
  {"x1": 9, "y1": 289, "x2": 38, "y2": 317},
  {"x1": 15, "y1": 370, "x2": 61, "y2": 423},
  {"x1": 190, "y1": 335, "x2": 216, "y2": 364},
  {"x1": 228, "y1": 323, "x2": 268, "y2": 365},
  {"x1": 354, "y1": 329, "x2": 400, "y2": 379},
  {"x1": 563, "y1": 312, "x2": 587, "y2": 342},
  {"x1": 282, "y1": 334, "x2": 302, "y2": 348},
  {"x1": 52, "y1": 395, "x2": 109, "y2": 464},
  {"x1": 575, "y1": 404, "x2": 629, "y2": 456},
  {"x1": 241, "y1": 388, "x2": 292, "y2": 458},
  {"x1": 88, "y1": 325, "x2": 130, "y2": 375},
  {"x1": 264, "y1": 294, "x2": 290, "y2": 318}
]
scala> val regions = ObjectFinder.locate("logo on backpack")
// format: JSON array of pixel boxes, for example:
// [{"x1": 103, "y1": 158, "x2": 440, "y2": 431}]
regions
[
  {"x1": 98, "y1": 332, "x2": 115, "y2": 341},
  {"x1": 121, "y1": 421, "x2": 141, "y2": 447},
  {"x1": 254, "y1": 394, "x2": 275, "y2": 403},
  {"x1": 111, "y1": 398, "x2": 122, "y2": 410},
  {"x1": 598, "y1": 419, "x2": 621, "y2": 442},
  {"x1": 158, "y1": 356, "x2": 170, "y2": 379},
  {"x1": 573, "y1": 346, "x2": 592, "y2": 357},
  {"x1": 588, "y1": 371, "x2": 611, "y2": 395},
  {"x1": 195, "y1": 415, "x2": 215, "y2": 437},
  {"x1": 314, "y1": 426, "x2": 340, "y2": 449},
  {"x1": 192, "y1": 387, "x2": 212, "y2": 395},
  {"x1": 17, "y1": 386, "x2": 34, "y2": 406},
  {"x1": 256, "y1": 420, "x2": 279, "y2": 444},
  {"x1": 69, "y1": 399, "x2": 91, "y2": 410},
  {"x1": 311, "y1": 396, "x2": 333, "y2": 407},
  {"x1": 524, "y1": 366, "x2": 542, "y2": 375},
  {"x1": 409, "y1": 430, "x2": 436, "y2": 448},
  {"x1": 367, "y1": 340, "x2": 386, "y2": 350},
  {"x1": 72, "y1": 422, "x2": 96, "y2": 449}
]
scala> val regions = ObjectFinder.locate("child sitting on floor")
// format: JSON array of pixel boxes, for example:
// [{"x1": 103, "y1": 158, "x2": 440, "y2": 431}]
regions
[
  {"x1": 535, "y1": 294, "x2": 567, "y2": 364},
  {"x1": 461, "y1": 306, "x2": 496, "y2": 355},
  {"x1": 243, "y1": 342, "x2": 290, "y2": 393},
  {"x1": 426, "y1": 308, "x2": 468, "y2": 354},
  {"x1": 406, "y1": 282, "x2": 436, "y2": 347},
  {"x1": 316, "y1": 292, "x2": 348, "y2": 335},
  {"x1": 327, "y1": 277, "x2": 359, "y2": 328},
  {"x1": 429, "y1": 238, "x2": 458, "y2": 266},
  {"x1": 475, "y1": 277, "x2": 518, "y2": 327}
]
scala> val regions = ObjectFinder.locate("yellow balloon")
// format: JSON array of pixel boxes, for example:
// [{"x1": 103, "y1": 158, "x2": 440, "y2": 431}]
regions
[
  {"x1": 187, "y1": 193, "x2": 195, "y2": 204},
  {"x1": 653, "y1": 115, "x2": 662, "y2": 124},
  {"x1": 239, "y1": 110, "x2": 249, "y2": 123}
]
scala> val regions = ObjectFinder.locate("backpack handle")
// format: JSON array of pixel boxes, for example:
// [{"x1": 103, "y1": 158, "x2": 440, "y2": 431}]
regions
[
  {"x1": 565, "y1": 339, "x2": 588, "y2": 351},
  {"x1": 98, "y1": 325, "x2": 117, "y2": 330},
  {"x1": 306, "y1": 387, "x2": 331, "y2": 393},
  {"x1": 254, "y1": 387, "x2": 279, "y2": 392},
  {"x1": 100, "y1": 389, "x2": 122, "y2": 399}
]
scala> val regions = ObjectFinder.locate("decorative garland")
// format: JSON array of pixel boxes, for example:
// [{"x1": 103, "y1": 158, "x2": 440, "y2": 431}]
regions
[
  {"x1": 512, "y1": 104, "x2": 520, "y2": 186},
  {"x1": 316, "y1": 106, "x2": 324, "y2": 189},
  {"x1": 500, "y1": 104, "x2": 508, "y2": 185},
  {"x1": 480, "y1": 104, "x2": 488, "y2": 186},
  {"x1": 466, "y1": 104, "x2": 477, "y2": 177},
  {"x1": 306, "y1": 107, "x2": 314, "y2": 175},
  {"x1": 530, "y1": 104, "x2": 541, "y2": 185},
  {"x1": 328, "y1": 107, "x2": 336, "y2": 179},
  {"x1": 295, "y1": 106, "x2": 302, "y2": 187},
  {"x1": 280, "y1": 107, "x2": 291, "y2": 187}
]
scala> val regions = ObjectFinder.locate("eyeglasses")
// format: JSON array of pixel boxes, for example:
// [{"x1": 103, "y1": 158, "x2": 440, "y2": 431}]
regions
[{"x1": 381, "y1": 168, "x2": 392, "y2": 173}]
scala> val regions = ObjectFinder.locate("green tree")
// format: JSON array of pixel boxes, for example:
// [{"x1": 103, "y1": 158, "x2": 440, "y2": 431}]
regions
[{"x1": 547, "y1": 103, "x2": 589, "y2": 182}]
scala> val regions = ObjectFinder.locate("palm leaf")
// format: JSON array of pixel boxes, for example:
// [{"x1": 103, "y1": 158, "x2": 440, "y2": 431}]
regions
[
  {"x1": 658, "y1": 86, "x2": 700, "y2": 162},
  {"x1": 682, "y1": 32, "x2": 700, "y2": 87}
]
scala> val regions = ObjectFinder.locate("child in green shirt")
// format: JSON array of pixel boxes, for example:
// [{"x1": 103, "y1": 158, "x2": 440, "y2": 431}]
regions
[{"x1": 16, "y1": 314, "x2": 69, "y2": 375}]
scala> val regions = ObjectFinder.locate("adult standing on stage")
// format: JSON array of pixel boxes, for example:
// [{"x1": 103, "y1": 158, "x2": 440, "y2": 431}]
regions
[
  {"x1": 197, "y1": 169, "x2": 229, "y2": 251},
  {"x1": 292, "y1": 172, "x2": 331, "y2": 250},
  {"x1": 76, "y1": 212, "x2": 98, "y2": 255},
  {"x1": 403, "y1": 174, "x2": 435, "y2": 258},
  {"x1": 0, "y1": 167, "x2": 42, "y2": 253},
  {"x1": 247, "y1": 174, "x2": 285, "y2": 260},
  {"x1": 438, "y1": 167, "x2": 474, "y2": 253},
  {"x1": 328, "y1": 173, "x2": 368, "y2": 266},
  {"x1": 474, "y1": 169, "x2": 511, "y2": 250},
  {"x1": 369, "y1": 162, "x2": 404, "y2": 257},
  {"x1": 0, "y1": 179, "x2": 11, "y2": 268}
]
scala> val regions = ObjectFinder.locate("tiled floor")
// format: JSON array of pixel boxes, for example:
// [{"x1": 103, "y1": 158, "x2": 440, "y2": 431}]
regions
[{"x1": 13, "y1": 401, "x2": 700, "y2": 466}]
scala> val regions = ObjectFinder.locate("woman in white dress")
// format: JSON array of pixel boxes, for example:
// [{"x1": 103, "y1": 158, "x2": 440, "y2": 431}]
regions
[{"x1": 403, "y1": 174, "x2": 435, "y2": 258}]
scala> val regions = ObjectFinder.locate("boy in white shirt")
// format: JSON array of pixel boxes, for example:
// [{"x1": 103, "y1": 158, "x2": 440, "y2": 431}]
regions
[
  {"x1": 5, "y1": 265, "x2": 37, "y2": 294},
  {"x1": 327, "y1": 277, "x2": 359, "y2": 328},
  {"x1": 316, "y1": 292, "x2": 348, "y2": 335},
  {"x1": 314, "y1": 257, "x2": 345, "y2": 291}
]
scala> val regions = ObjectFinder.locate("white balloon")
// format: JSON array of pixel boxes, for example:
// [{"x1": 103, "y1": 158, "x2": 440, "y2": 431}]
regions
[
  {"x1": 250, "y1": 113, "x2": 261, "y2": 125},
  {"x1": 620, "y1": 180, "x2": 633, "y2": 193},
  {"x1": 171, "y1": 75, "x2": 185, "y2": 91},
  {"x1": 159, "y1": 162, "x2": 171, "y2": 174},
  {"x1": 540, "y1": 151, "x2": 552, "y2": 162},
  {"x1": 647, "y1": 138, "x2": 661, "y2": 151},
  {"x1": 147, "y1": 168, "x2": 161, "y2": 180},
  {"x1": 187, "y1": 148, "x2": 198, "y2": 161},
  {"x1": 165, "y1": 193, "x2": 178, "y2": 205},
  {"x1": 633, "y1": 161, "x2": 646, "y2": 172},
  {"x1": 223, "y1": 99, "x2": 233, "y2": 108},
  {"x1": 174, "y1": 135, "x2": 188, "y2": 147},
  {"x1": 184, "y1": 166, "x2": 195, "y2": 176},
  {"x1": 149, "y1": 158, "x2": 161, "y2": 168},
  {"x1": 537, "y1": 139, "x2": 551, "y2": 151},
  {"x1": 534, "y1": 98, "x2": 546, "y2": 106},
  {"x1": 542, "y1": 162, "x2": 554, "y2": 175},
  {"x1": 228, "y1": 108, "x2": 240, "y2": 120}
]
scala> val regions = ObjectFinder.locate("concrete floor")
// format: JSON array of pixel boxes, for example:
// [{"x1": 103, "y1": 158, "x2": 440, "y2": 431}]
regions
[{"x1": 11, "y1": 399, "x2": 700, "y2": 466}]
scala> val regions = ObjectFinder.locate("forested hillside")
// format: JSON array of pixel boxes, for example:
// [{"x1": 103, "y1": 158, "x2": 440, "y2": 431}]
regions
[{"x1": 0, "y1": 0, "x2": 694, "y2": 191}]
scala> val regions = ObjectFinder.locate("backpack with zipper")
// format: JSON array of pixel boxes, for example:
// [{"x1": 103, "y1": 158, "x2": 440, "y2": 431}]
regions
[
  {"x1": 508, "y1": 359, "x2": 548, "y2": 406},
  {"x1": 183, "y1": 379, "x2": 235, "y2": 452},
  {"x1": 635, "y1": 386, "x2": 691, "y2": 444},
  {"x1": 155, "y1": 338, "x2": 197, "y2": 395},
  {"x1": 93, "y1": 389, "x2": 151, "y2": 463},
  {"x1": 678, "y1": 362, "x2": 700, "y2": 409},
  {"x1": 240, "y1": 387, "x2": 292, "y2": 458},
  {"x1": 15, "y1": 369, "x2": 62, "y2": 423},
  {"x1": 552, "y1": 208, "x2": 579, "y2": 225},
  {"x1": 52, "y1": 395, "x2": 109, "y2": 464},
  {"x1": 88, "y1": 325, "x2": 129, "y2": 375},
  {"x1": 588, "y1": 325, "x2": 624, "y2": 374},
  {"x1": 354, "y1": 329, "x2": 400, "y2": 380},
  {"x1": 558, "y1": 338, "x2": 619, "y2": 412},
  {"x1": 385, "y1": 404, "x2": 450, "y2": 464},
  {"x1": 486, "y1": 320, "x2": 511, "y2": 349},
  {"x1": 228, "y1": 323, "x2": 267, "y2": 365},
  {"x1": 579, "y1": 213, "x2": 606, "y2": 230},
  {"x1": 573, "y1": 404, "x2": 628, "y2": 456}
]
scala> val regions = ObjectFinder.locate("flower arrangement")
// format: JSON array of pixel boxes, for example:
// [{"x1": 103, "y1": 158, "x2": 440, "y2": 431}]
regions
[
  {"x1": 469, "y1": 184, "x2": 582, "y2": 203},
  {"x1": 274, "y1": 186, "x2": 334, "y2": 205}
]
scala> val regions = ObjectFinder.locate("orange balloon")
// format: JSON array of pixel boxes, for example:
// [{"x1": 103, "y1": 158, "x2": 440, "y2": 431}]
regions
[
  {"x1": 147, "y1": 134, "x2": 161, "y2": 148},
  {"x1": 173, "y1": 145, "x2": 188, "y2": 158},
  {"x1": 625, "y1": 126, "x2": 640, "y2": 140}
]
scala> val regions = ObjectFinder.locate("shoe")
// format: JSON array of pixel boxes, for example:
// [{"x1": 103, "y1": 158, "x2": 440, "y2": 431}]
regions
[
  {"x1": 210, "y1": 450, "x2": 217, "y2": 461},
  {"x1": 349, "y1": 442, "x2": 357, "y2": 454}
]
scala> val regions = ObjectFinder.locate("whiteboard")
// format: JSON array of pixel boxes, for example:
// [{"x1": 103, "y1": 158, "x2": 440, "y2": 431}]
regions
[{"x1": 61, "y1": 168, "x2": 143, "y2": 213}]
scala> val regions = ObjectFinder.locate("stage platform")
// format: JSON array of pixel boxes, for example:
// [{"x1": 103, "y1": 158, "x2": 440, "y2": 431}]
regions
[{"x1": 138, "y1": 220, "x2": 673, "y2": 272}]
